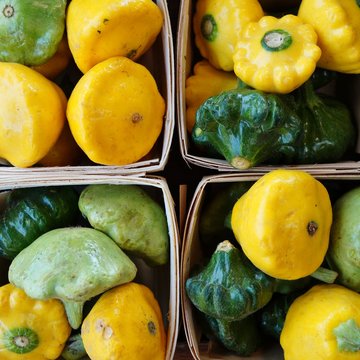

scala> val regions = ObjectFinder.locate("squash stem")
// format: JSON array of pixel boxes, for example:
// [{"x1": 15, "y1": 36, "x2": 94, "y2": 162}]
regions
[
  {"x1": 310, "y1": 266, "x2": 338, "y2": 284},
  {"x1": 63, "y1": 301, "x2": 84, "y2": 329},
  {"x1": 231, "y1": 157, "x2": 251, "y2": 169}
]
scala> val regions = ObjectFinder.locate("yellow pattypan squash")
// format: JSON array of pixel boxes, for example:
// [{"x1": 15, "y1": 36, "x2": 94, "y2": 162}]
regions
[
  {"x1": 81, "y1": 282, "x2": 166, "y2": 360},
  {"x1": 0, "y1": 63, "x2": 66, "y2": 167},
  {"x1": 298, "y1": 0, "x2": 360, "y2": 73},
  {"x1": 67, "y1": 0, "x2": 163, "y2": 73},
  {"x1": 0, "y1": 283, "x2": 71, "y2": 360},
  {"x1": 185, "y1": 60, "x2": 238, "y2": 132},
  {"x1": 67, "y1": 56, "x2": 165, "y2": 166},
  {"x1": 31, "y1": 36, "x2": 72, "y2": 79},
  {"x1": 233, "y1": 14, "x2": 321, "y2": 93},
  {"x1": 193, "y1": 0, "x2": 264, "y2": 71},
  {"x1": 281, "y1": 284, "x2": 360, "y2": 360},
  {"x1": 231, "y1": 169, "x2": 332, "y2": 280}
]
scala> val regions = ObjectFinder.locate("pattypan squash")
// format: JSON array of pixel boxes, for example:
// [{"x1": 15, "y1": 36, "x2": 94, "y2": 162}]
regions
[
  {"x1": 231, "y1": 170, "x2": 332, "y2": 280},
  {"x1": 204, "y1": 313, "x2": 262, "y2": 356},
  {"x1": 186, "y1": 240, "x2": 275, "y2": 321},
  {"x1": 9, "y1": 227, "x2": 137, "y2": 330},
  {"x1": 67, "y1": 56, "x2": 165, "y2": 166},
  {"x1": 81, "y1": 282, "x2": 166, "y2": 360},
  {"x1": 0, "y1": 0, "x2": 67, "y2": 66},
  {"x1": 185, "y1": 60, "x2": 238, "y2": 132},
  {"x1": 67, "y1": 0, "x2": 163, "y2": 73},
  {"x1": 192, "y1": 73, "x2": 355, "y2": 169},
  {"x1": 280, "y1": 284, "x2": 360, "y2": 360},
  {"x1": 327, "y1": 186, "x2": 360, "y2": 292},
  {"x1": 0, "y1": 186, "x2": 79, "y2": 260},
  {"x1": 78, "y1": 184, "x2": 169, "y2": 266},
  {"x1": 0, "y1": 283, "x2": 71, "y2": 359},
  {"x1": 298, "y1": 0, "x2": 360, "y2": 73},
  {"x1": 193, "y1": 0, "x2": 264, "y2": 71},
  {"x1": 192, "y1": 85, "x2": 302, "y2": 169},
  {"x1": 233, "y1": 14, "x2": 321, "y2": 93},
  {"x1": 0, "y1": 63, "x2": 66, "y2": 167}
]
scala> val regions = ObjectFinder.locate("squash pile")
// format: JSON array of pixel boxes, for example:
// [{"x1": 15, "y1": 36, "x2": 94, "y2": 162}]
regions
[
  {"x1": 186, "y1": 169, "x2": 360, "y2": 359},
  {"x1": 0, "y1": 0, "x2": 165, "y2": 167},
  {"x1": 186, "y1": 0, "x2": 359, "y2": 169},
  {"x1": 0, "y1": 184, "x2": 169, "y2": 359}
]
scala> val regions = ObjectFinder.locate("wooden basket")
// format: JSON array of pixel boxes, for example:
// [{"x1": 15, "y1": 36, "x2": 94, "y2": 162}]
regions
[
  {"x1": 0, "y1": 0, "x2": 174, "y2": 176},
  {"x1": 181, "y1": 172, "x2": 360, "y2": 359},
  {"x1": 0, "y1": 174, "x2": 180, "y2": 360},
  {"x1": 176, "y1": 0, "x2": 360, "y2": 175}
]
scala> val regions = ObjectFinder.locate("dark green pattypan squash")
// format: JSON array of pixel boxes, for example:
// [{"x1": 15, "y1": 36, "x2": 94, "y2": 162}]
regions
[
  {"x1": 192, "y1": 87, "x2": 302, "y2": 169},
  {"x1": 192, "y1": 76, "x2": 355, "y2": 169},
  {"x1": 78, "y1": 184, "x2": 169, "y2": 266},
  {"x1": 292, "y1": 80, "x2": 355, "y2": 164},
  {"x1": 8, "y1": 227, "x2": 137, "y2": 329},
  {"x1": 205, "y1": 313, "x2": 263, "y2": 356},
  {"x1": 186, "y1": 240, "x2": 275, "y2": 321},
  {"x1": 259, "y1": 292, "x2": 299, "y2": 340},
  {"x1": 0, "y1": 0, "x2": 67, "y2": 65},
  {"x1": 0, "y1": 186, "x2": 79, "y2": 260}
]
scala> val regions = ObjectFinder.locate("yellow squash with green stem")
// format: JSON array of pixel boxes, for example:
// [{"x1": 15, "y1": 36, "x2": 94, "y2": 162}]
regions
[
  {"x1": 281, "y1": 284, "x2": 360, "y2": 360},
  {"x1": 0, "y1": 283, "x2": 71, "y2": 359},
  {"x1": 233, "y1": 14, "x2": 321, "y2": 93}
]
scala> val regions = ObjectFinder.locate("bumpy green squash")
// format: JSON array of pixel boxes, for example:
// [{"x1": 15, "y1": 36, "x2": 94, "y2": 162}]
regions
[
  {"x1": 259, "y1": 292, "x2": 300, "y2": 339},
  {"x1": 186, "y1": 240, "x2": 275, "y2": 321},
  {"x1": 0, "y1": 186, "x2": 79, "y2": 259},
  {"x1": 192, "y1": 78, "x2": 355, "y2": 169},
  {"x1": 0, "y1": 0, "x2": 67, "y2": 65},
  {"x1": 192, "y1": 87, "x2": 302, "y2": 169},
  {"x1": 205, "y1": 313, "x2": 263, "y2": 356}
]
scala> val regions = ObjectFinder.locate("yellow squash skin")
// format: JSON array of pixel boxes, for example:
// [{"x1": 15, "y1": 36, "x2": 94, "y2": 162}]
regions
[
  {"x1": 67, "y1": 56, "x2": 165, "y2": 166},
  {"x1": 0, "y1": 283, "x2": 71, "y2": 359},
  {"x1": 67, "y1": 0, "x2": 163, "y2": 73},
  {"x1": 193, "y1": 0, "x2": 264, "y2": 71},
  {"x1": 231, "y1": 169, "x2": 332, "y2": 280},
  {"x1": 0, "y1": 63, "x2": 66, "y2": 167},
  {"x1": 233, "y1": 14, "x2": 321, "y2": 94},
  {"x1": 185, "y1": 60, "x2": 238, "y2": 132},
  {"x1": 280, "y1": 284, "x2": 360, "y2": 360},
  {"x1": 298, "y1": 0, "x2": 360, "y2": 73},
  {"x1": 81, "y1": 282, "x2": 166, "y2": 360}
]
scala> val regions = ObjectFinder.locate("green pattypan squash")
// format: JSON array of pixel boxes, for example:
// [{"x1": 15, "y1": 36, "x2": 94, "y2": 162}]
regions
[
  {"x1": 8, "y1": 227, "x2": 137, "y2": 329},
  {"x1": 78, "y1": 184, "x2": 169, "y2": 266},
  {"x1": 0, "y1": 0, "x2": 67, "y2": 65}
]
